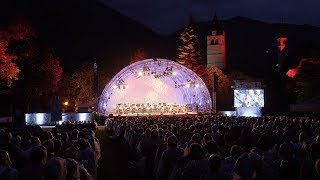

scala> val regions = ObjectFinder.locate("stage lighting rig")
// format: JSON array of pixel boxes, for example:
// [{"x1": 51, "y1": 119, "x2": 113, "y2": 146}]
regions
[{"x1": 112, "y1": 78, "x2": 128, "y2": 90}]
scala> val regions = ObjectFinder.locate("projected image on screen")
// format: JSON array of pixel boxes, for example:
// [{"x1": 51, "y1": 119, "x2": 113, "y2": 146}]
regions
[{"x1": 234, "y1": 89, "x2": 264, "y2": 107}]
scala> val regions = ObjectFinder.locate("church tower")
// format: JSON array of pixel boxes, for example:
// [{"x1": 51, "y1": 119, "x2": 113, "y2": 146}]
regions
[{"x1": 207, "y1": 13, "x2": 226, "y2": 69}]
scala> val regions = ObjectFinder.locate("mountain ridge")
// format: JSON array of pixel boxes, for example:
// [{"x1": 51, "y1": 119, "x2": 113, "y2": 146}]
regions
[{"x1": 1, "y1": 0, "x2": 320, "y2": 78}]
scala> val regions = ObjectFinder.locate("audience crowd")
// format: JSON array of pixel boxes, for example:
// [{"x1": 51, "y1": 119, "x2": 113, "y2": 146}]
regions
[
  {"x1": 2, "y1": 115, "x2": 320, "y2": 180},
  {"x1": 0, "y1": 121, "x2": 100, "y2": 180},
  {"x1": 106, "y1": 115, "x2": 320, "y2": 180}
]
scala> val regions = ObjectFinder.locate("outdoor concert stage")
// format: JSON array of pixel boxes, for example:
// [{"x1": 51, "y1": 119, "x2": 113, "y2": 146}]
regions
[
  {"x1": 98, "y1": 58, "x2": 212, "y2": 116},
  {"x1": 111, "y1": 112, "x2": 199, "y2": 117}
]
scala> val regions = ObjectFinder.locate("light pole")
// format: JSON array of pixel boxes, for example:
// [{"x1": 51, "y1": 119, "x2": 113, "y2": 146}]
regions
[
  {"x1": 212, "y1": 67, "x2": 217, "y2": 114},
  {"x1": 93, "y1": 63, "x2": 98, "y2": 111}
]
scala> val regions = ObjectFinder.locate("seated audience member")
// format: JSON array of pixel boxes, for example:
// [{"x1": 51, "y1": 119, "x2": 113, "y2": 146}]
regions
[
  {"x1": 278, "y1": 143, "x2": 300, "y2": 180},
  {"x1": 233, "y1": 153, "x2": 256, "y2": 180},
  {"x1": 53, "y1": 139, "x2": 63, "y2": 158},
  {"x1": 154, "y1": 132, "x2": 173, "y2": 172},
  {"x1": 78, "y1": 138, "x2": 96, "y2": 179},
  {"x1": 171, "y1": 143, "x2": 208, "y2": 180},
  {"x1": 203, "y1": 154, "x2": 230, "y2": 180},
  {"x1": 44, "y1": 157, "x2": 67, "y2": 180},
  {"x1": 190, "y1": 133, "x2": 202, "y2": 145},
  {"x1": 8, "y1": 136, "x2": 24, "y2": 170},
  {"x1": 0, "y1": 130, "x2": 12, "y2": 150},
  {"x1": 66, "y1": 158, "x2": 93, "y2": 180},
  {"x1": 64, "y1": 146, "x2": 80, "y2": 161},
  {"x1": 87, "y1": 137, "x2": 101, "y2": 164},
  {"x1": 20, "y1": 145, "x2": 47, "y2": 180},
  {"x1": 61, "y1": 132, "x2": 71, "y2": 150},
  {"x1": 22, "y1": 137, "x2": 41, "y2": 160},
  {"x1": 202, "y1": 134, "x2": 213, "y2": 147},
  {"x1": 43, "y1": 139, "x2": 56, "y2": 159},
  {"x1": 315, "y1": 159, "x2": 320, "y2": 179},
  {"x1": 205, "y1": 140, "x2": 220, "y2": 157},
  {"x1": 66, "y1": 158, "x2": 80, "y2": 180},
  {"x1": 224, "y1": 145, "x2": 244, "y2": 174},
  {"x1": 157, "y1": 135, "x2": 183, "y2": 180},
  {"x1": 311, "y1": 135, "x2": 320, "y2": 160},
  {"x1": 0, "y1": 150, "x2": 18, "y2": 180}
]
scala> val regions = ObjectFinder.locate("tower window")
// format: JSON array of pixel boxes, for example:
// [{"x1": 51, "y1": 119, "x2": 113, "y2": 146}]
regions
[
  {"x1": 210, "y1": 39, "x2": 215, "y2": 45},
  {"x1": 210, "y1": 39, "x2": 220, "y2": 45}
]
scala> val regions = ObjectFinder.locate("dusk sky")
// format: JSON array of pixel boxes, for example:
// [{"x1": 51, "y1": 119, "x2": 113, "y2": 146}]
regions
[{"x1": 102, "y1": 0, "x2": 319, "y2": 34}]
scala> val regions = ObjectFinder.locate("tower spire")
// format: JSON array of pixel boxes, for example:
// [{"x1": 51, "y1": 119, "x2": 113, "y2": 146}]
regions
[
  {"x1": 207, "y1": 12, "x2": 226, "y2": 69},
  {"x1": 188, "y1": 15, "x2": 195, "y2": 25},
  {"x1": 214, "y1": 11, "x2": 218, "y2": 21},
  {"x1": 209, "y1": 12, "x2": 223, "y2": 35},
  {"x1": 277, "y1": 17, "x2": 288, "y2": 52},
  {"x1": 276, "y1": 17, "x2": 288, "y2": 73}
]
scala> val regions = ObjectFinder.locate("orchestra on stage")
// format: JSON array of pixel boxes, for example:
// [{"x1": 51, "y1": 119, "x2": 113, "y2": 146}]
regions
[{"x1": 112, "y1": 103, "x2": 197, "y2": 115}]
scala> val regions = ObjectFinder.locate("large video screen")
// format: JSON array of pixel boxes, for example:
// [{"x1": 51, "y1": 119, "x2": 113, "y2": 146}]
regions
[{"x1": 234, "y1": 89, "x2": 264, "y2": 107}]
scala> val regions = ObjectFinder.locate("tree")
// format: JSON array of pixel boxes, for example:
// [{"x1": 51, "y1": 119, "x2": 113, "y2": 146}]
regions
[
  {"x1": 202, "y1": 67, "x2": 232, "y2": 109},
  {"x1": 6, "y1": 15, "x2": 63, "y2": 111},
  {"x1": 0, "y1": 31, "x2": 19, "y2": 87},
  {"x1": 214, "y1": 67, "x2": 232, "y2": 109},
  {"x1": 130, "y1": 48, "x2": 147, "y2": 64},
  {"x1": 5, "y1": 15, "x2": 37, "y2": 63},
  {"x1": 214, "y1": 67, "x2": 231, "y2": 99},
  {"x1": 71, "y1": 64, "x2": 95, "y2": 104},
  {"x1": 59, "y1": 63, "x2": 109, "y2": 110},
  {"x1": 5, "y1": 13, "x2": 36, "y2": 41},
  {"x1": 176, "y1": 16, "x2": 205, "y2": 76},
  {"x1": 14, "y1": 48, "x2": 63, "y2": 111},
  {"x1": 40, "y1": 51, "x2": 63, "y2": 93},
  {"x1": 202, "y1": 67, "x2": 214, "y2": 93}
]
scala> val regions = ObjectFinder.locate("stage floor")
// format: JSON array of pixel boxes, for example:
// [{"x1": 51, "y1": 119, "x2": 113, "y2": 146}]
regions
[{"x1": 112, "y1": 112, "x2": 198, "y2": 116}]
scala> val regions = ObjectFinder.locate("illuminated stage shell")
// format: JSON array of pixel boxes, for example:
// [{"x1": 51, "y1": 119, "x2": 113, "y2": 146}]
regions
[{"x1": 98, "y1": 58, "x2": 212, "y2": 116}]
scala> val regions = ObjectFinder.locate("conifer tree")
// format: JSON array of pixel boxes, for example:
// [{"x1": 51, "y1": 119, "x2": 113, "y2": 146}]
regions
[{"x1": 176, "y1": 16, "x2": 204, "y2": 76}]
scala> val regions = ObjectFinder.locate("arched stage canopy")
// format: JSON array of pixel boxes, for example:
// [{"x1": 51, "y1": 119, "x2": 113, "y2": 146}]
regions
[{"x1": 98, "y1": 58, "x2": 212, "y2": 116}]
